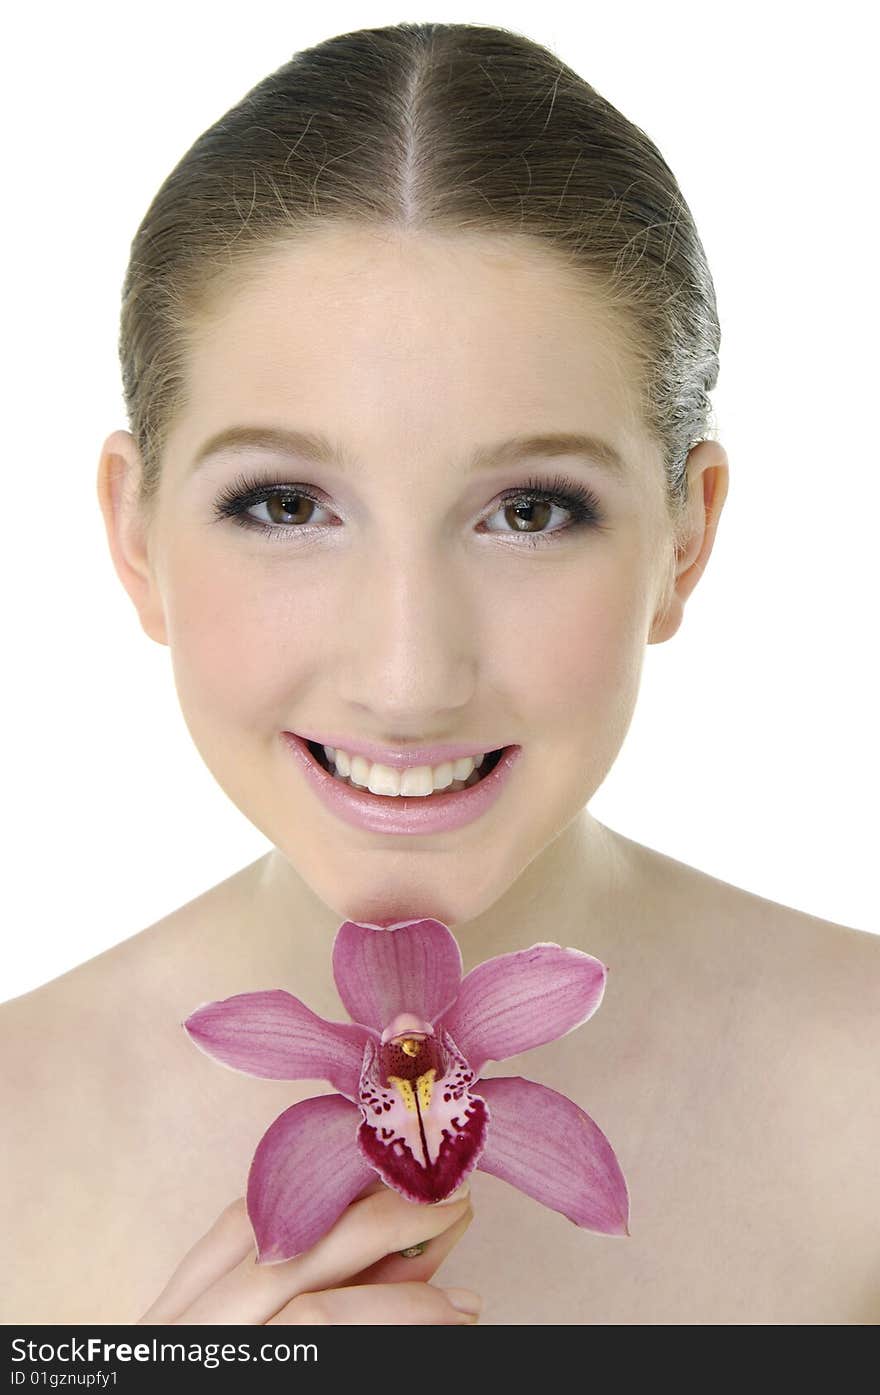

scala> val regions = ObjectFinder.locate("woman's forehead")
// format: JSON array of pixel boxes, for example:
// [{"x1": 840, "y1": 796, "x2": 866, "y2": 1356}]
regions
[
  {"x1": 182, "y1": 228, "x2": 649, "y2": 453},
  {"x1": 195, "y1": 226, "x2": 630, "y2": 350}
]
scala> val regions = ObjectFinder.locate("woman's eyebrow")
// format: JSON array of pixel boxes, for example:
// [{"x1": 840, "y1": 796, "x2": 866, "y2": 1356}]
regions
[{"x1": 189, "y1": 425, "x2": 628, "y2": 480}]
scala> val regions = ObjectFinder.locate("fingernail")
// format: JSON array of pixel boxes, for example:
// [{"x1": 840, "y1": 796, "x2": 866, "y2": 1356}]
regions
[
  {"x1": 436, "y1": 1182, "x2": 470, "y2": 1205},
  {"x1": 443, "y1": 1286, "x2": 482, "y2": 1317}
]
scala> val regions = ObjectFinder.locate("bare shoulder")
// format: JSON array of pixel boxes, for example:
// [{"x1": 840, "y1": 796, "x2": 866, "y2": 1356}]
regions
[
  {"x1": 0, "y1": 970, "x2": 97, "y2": 1122},
  {"x1": 730, "y1": 879, "x2": 880, "y2": 1103},
  {"x1": 622, "y1": 830, "x2": 880, "y2": 995},
  {"x1": 0, "y1": 850, "x2": 267, "y2": 1100},
  {"x1": 624, "y1": 837, "x2": 880, "y2": 1317},
  {"x1": 0, "y1": 966, "x2": 115, "y2": 1320},
  {"x1": 739, "y1": 890, "x2": 880, "y2": 1319},
  {"x1": 635, "y1": 838, "x2": 879, "y2": 1239},
  {"x1": 0, "y1": 861, "x2": 266, "y2": 1322},
  {"x1": 618, "y1": 829, "x2": 880, "y2": 1103}
]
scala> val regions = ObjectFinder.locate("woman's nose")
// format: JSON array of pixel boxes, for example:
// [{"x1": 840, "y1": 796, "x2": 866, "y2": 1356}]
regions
[{"x1": 336, "y1": 546, "x2": 478, "y2": 720}]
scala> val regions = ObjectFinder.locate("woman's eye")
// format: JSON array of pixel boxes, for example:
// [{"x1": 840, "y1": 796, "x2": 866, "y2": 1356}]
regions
[
  {"x1": 211, "y1": 479, "x2": 334, "y2": 537},
  {"x1": 485, "y1": 494, "x2": 575, "y2": 538},
  {"x1": 211, "y1": 472, "x2": 607, "y2": 545},
  {"x1": 482, "y1": 476, "x2": 608, "y2": 544},
  {"x1": 247, "y1": 489, "x2": 330, "y2": 531}
]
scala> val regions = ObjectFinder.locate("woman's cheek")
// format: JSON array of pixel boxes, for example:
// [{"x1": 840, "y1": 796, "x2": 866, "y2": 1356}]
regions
[
  {"x1": 162, "y1": 548, "x2": 305, "y2": 734},
  {"x1": 506, "y1": 556, "x2": 648, "y2": 731}
]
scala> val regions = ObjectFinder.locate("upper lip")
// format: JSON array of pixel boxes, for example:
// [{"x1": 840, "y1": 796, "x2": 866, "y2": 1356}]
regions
[{"x1": 288, "y1": 730, "x2": 509, "y2": 769}]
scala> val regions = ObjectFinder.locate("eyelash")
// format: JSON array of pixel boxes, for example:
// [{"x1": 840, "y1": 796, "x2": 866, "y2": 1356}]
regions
[{"x1": 210, "y1": 469, "x2": 608, "y2": 547}]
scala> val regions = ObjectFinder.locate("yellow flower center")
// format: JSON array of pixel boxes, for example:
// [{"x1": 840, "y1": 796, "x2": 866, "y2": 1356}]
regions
[{"x1": 387, "y1": 1067, "x2": 437, "y2": 1111}]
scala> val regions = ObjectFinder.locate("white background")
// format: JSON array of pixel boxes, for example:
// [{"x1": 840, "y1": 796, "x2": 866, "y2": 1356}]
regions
[{"x1": 2, "y1": 1, "x2": 877, "y2": 1001}]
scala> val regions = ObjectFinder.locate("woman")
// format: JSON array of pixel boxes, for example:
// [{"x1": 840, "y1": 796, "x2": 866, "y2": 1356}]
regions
[{"x1": 2, "y1": 20, "x2": 877, "y2": 1325}]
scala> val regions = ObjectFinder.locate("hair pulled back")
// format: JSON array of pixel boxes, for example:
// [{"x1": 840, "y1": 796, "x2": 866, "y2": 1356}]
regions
[{"x1": 119, "y1": 21, "x2": 720, "y2": 535}]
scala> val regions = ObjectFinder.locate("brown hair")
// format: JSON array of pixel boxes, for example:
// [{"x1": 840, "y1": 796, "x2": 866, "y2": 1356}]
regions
[{"x1": 119, "y1": 20, "x2": 720, "y2": 540}]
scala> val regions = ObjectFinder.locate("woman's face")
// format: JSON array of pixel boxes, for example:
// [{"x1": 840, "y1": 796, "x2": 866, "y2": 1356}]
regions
[{"x1": 115, "y1": 227, "x2": 681, "y2": 928}]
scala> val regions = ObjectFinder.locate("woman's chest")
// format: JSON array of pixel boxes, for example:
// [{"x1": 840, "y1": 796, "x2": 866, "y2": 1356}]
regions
[
  {"x1": 8, "y1": 954, "x2": 874, "y2": 1326},
  {"x1": 503, "y1": 981, "x2": 874, "y2": 1324},
  {"x1": 14, "y1": 1096, "x2": 856, "y2": 1326},
  {"x1": 438, "y1": 1114, "x2": 851, "y2": 1324}
]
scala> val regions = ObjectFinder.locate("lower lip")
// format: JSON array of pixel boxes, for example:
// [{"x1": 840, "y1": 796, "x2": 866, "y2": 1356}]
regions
[{"x1": 280, "y1": 732, "x2": 522, "y2": 835}]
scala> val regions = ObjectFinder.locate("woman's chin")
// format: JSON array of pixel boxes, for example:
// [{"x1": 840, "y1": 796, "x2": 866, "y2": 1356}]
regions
[
  {"x1": 305, "y1": 865, "x2": 509, "y2": 934},
  {"x1": 340, "y1": 902, "x2": 455, "y2": 929}
]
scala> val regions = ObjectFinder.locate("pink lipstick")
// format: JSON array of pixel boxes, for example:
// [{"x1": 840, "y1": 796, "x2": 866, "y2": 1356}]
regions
[{"x1": 281, "y1": 731, "x2": 522, "y2": 835}]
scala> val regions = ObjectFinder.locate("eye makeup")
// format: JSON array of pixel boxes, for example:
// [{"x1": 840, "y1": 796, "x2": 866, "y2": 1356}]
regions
[{"x1": 210, "y1": 468, "x2": 609, "y2": 548}]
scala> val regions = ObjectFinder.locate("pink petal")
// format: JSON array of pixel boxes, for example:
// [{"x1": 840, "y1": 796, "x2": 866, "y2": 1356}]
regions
[
  {"x1": 247, "y1": 1093, "x2": 376, "y2": 1263},
  {"x1": 439, "y1": 943, "x2": 607, "y2": 1075},
  {"x1": 331, "y1": 919, "x2": 462, "y2": 1032},
  {"x1": 474, "y1": 1076, "x2": 630, "y2": 1236},
  {"x1": 356, "y1": 1028, "x2": 488, "y2": 1203},
  {"x1": 184, "y1": 990, "x2": 372, "y2": 1101}
]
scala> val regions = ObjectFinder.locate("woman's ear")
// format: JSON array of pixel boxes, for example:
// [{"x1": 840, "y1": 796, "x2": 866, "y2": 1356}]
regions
[
  {"x1": 96, "y1": 430, "x2": 169, "y2": 646},
  {"x1": 648, "y1": 439, "x2": 730, "y2": 645}
]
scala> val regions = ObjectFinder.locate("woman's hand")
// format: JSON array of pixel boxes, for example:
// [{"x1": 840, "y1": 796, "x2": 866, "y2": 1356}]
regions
[{"x1": 136, "y1": 1179, "x2": 480, "y2": 1325}]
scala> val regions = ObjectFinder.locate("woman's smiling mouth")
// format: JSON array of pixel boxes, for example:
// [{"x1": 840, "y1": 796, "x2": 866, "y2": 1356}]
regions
[
  {"x1": 308, "y1": 740, "x2": 505, "y2": 795},
  {"x1": 281, "y1": 732, "x2": 521, "y2": 835}
]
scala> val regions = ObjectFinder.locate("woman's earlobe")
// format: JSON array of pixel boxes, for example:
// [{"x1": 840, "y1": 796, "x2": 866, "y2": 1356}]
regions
[
  {"x1": 96, "y1": 430, "x2": 169, "y2": 646},
  {"x1": 648, "y1": 586, "x2": 684, "y2": 645}
]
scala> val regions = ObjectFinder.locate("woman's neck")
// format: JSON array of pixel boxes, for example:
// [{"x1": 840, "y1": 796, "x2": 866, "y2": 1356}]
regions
[{"x1": 242, "y1": 810, "x2": 639, "y2": 990}]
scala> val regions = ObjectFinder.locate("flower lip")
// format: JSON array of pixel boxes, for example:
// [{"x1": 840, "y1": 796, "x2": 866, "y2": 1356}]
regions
[{"x1": 288, "y1": 730, "x2": 514, "y2": 770}]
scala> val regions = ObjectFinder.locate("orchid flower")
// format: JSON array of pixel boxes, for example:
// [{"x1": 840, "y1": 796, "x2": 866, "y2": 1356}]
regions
[{"x1": 183, "y1": 917, "x2": 630, "y2": 1263}]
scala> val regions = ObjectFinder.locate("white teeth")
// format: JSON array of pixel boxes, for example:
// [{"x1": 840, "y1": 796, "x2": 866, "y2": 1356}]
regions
[
  {"x1": 399, "y1": 765, "x2": 435, "y2": 796},
  {"x1": 451, "y1": 756, "x2": 479, "y2": 780},
  {"x1": 320, "y1": 744, "x2": 490, "y2": 797}
]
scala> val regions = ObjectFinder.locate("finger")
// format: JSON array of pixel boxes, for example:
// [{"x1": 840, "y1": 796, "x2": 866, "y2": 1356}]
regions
[
  {"x1": 268, "y1": 1280, "x2": 482, "y2": 1326},
  {"x1": 343, "y1": 1203, "x2": 474, "y2": 1288},
  {"x1": 138, "y1": 1199, "x2": 254, "y2": 1324},
  {"x1": 176, "y1": 1185, "x2": 471, "y2": 1326},
  {"x1": 140, "y1": 1179, "x2": 388, "y2": 1324},
  {"x1": 355, "y1": 1176, "x2": 388, "y2": 1200}
]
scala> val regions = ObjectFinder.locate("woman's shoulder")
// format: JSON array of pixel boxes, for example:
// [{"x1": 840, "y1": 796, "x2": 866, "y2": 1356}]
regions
[
  {"x1": 0, "y1": 872, "x2": 234, "y2": 1139},
  {"x1": 590, "y1": 836, "x2": 879, "y2": 1320},
  {"x1": 0, "y1": 947, "x2": 141, "y2": 1319},
  {"x1": 0, "y1": 851, "x2": 271, "y2": 1041},
  {"x1": 0, "y1": 875, "x2": 274, "y2": 1322},
  {"x1": 622, "y1": 829, "x2": 880, "y2": 980},
  {"x1": 618, "y1": 832, "x2": 880, "y2": 1134},
  {"x1": 0, "y1": 928, "x2": 165, "y2": 1179},
  {"x1": 643, "y1": 839, "x2": 880, "y2": 1236},
  {"x1": 0, "y1": 922, "x2": 178, "y2": 1093}
]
